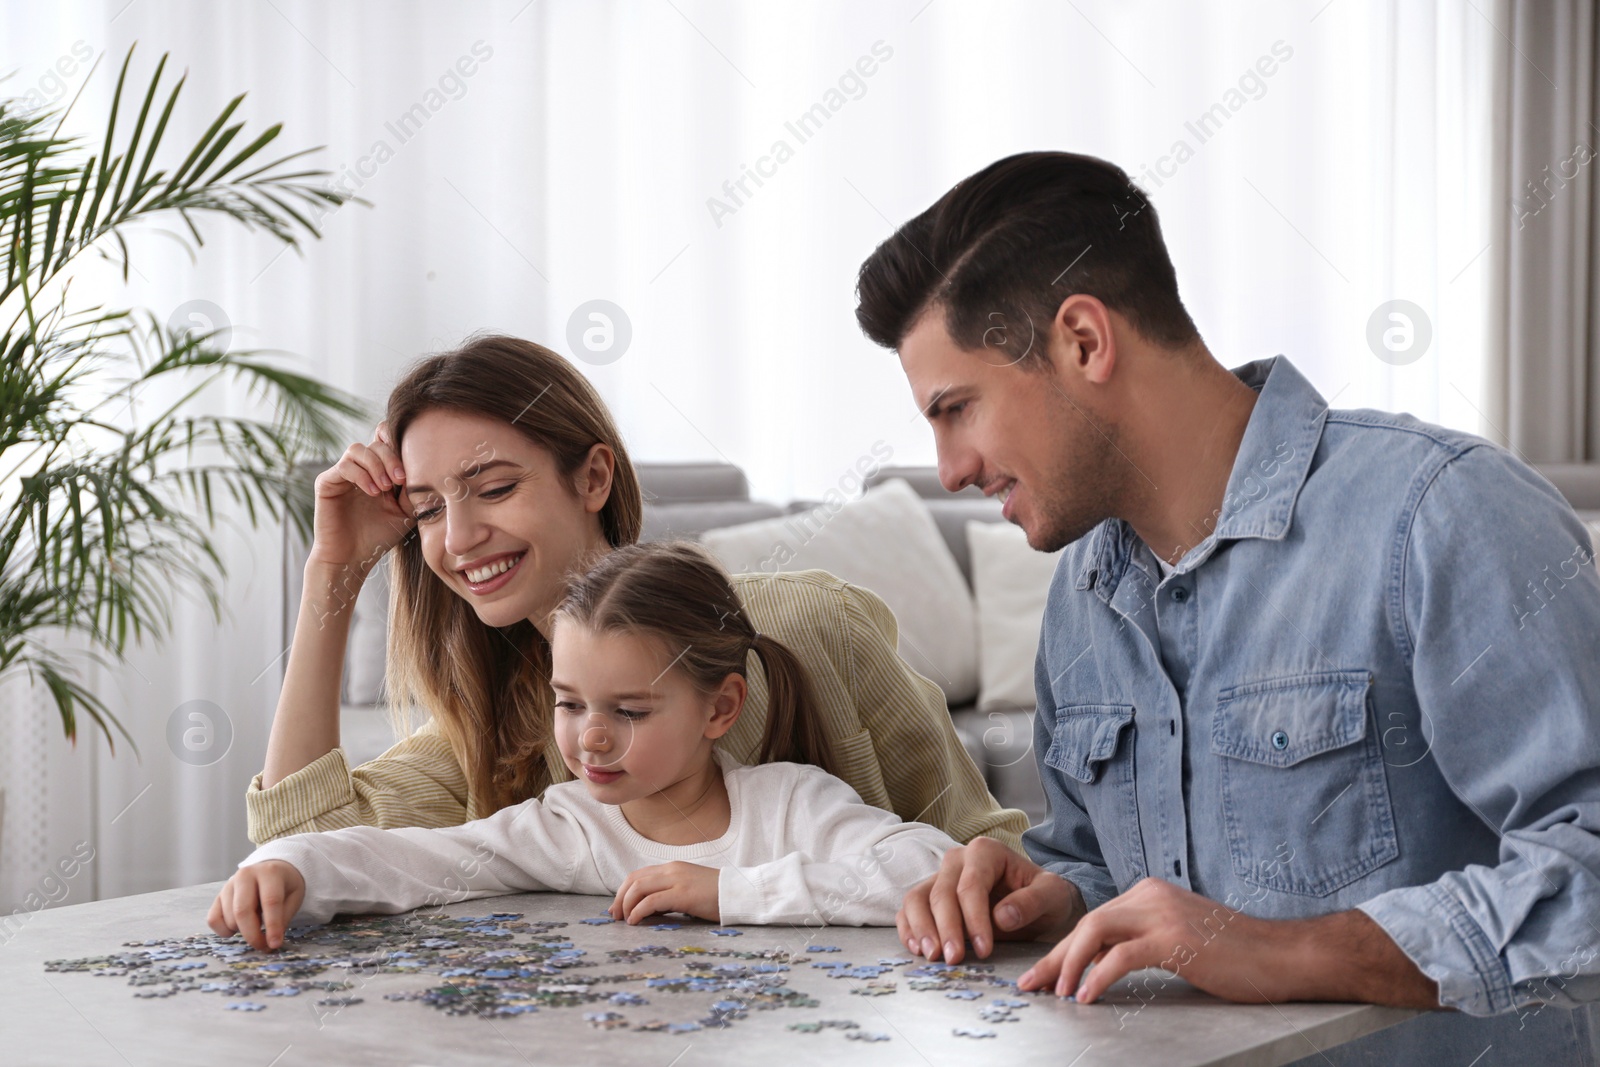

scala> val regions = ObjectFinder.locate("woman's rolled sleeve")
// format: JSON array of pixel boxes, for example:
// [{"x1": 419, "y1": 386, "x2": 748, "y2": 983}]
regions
[{"x1": 245, "y1": 721, "x2": 472, "y2": 844}]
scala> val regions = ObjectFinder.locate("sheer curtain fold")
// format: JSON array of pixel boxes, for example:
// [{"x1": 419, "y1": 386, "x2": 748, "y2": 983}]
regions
[{"x1": 1490, "y1": 0, "x2": 1600, "y2": 462}]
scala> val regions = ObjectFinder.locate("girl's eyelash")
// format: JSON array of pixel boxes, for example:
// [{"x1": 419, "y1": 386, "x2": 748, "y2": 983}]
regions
[{"x1": 553, "y1": 701, "x2": 648, "y2": 720}]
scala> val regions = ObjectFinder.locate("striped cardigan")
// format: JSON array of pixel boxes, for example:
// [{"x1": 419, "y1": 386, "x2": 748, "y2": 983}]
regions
[{"x1": 246, "y1": 569, "x2": 1028, "y2": 853}]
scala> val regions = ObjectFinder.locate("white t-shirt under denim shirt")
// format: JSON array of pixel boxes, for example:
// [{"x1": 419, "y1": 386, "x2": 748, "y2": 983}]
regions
[
  {"x1": 240, "y1": 748, "x2": 954, "y2": 928},
  {"x1": 1028, "y1": 355, "x2": 1600, "y2": 1062}
]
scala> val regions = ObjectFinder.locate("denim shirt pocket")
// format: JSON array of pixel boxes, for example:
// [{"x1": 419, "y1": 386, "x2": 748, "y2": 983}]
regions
[
  {"x1": 1044, "y1": 704, "x2": 1146, "y2": 883},
  {"x1": 1211, "y1": 670, "x2": 1398, "y2": 897}
]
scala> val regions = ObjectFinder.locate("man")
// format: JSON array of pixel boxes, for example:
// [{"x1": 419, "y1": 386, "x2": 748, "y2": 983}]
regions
[{"x1": 856, "y1": 151, "x2": 1600, "y2": 1061}]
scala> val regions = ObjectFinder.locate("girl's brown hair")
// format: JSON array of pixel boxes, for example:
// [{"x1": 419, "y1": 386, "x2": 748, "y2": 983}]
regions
[
  {"x1": 384, "y1": 335, "x2": 643, "y2": 811},
  {"x1": 555, "y1": 541, "x2": 837, "y2": 778}
]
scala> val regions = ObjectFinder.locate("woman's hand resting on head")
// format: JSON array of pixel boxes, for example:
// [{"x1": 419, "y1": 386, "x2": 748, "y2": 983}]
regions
[
  {"x1": 308, "y1": 421, "x2": 416, "y2": 574},
  {"x1": 207, "y1": 861, "x2": 306, "y2": 952},
  {"x1": 609, "y1": 862, "x2": 721, "y2": 925}
]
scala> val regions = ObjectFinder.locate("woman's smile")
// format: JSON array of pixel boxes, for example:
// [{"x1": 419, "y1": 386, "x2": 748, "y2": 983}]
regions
[{"x1": 457, "y1": 549, "x2": 526, "y2": 595}]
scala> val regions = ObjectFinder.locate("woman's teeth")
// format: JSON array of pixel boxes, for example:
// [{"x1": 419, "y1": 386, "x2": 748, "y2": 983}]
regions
[{"x1": 465, "y1": 554, "x2": 522, "y2": 583}]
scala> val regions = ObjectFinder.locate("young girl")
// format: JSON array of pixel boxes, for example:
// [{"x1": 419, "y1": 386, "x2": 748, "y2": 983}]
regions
[{"x1": 210, "y1": 542, "x2": 956, "y2": 950}]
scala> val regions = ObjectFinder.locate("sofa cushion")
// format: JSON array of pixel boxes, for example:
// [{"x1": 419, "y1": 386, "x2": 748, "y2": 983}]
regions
[
  {"x1": 967, "y1": 519, "x2": 1064, "y2": 712},
  {"x1": 700, "y1": 478, "x2": 979, "y2": 705}
]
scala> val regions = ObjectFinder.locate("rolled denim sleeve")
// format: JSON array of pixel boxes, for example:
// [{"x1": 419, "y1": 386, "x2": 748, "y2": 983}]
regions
[
  {"x1": 1357, "y1": 445, "x2": 1600, "y2": 1016},
  {"x1": 1021, "y1": 648, "x2": 1121, "y2": 912}
]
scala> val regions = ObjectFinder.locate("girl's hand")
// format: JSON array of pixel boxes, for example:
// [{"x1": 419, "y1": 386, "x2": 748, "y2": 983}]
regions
[
  {"x1": 207, "y1": 860, "x2": 306, "y2": 951},
  {"x1": 306, "y1": 422, "x2": 416, "y2": 573},
  {"x1": 609, "y1": 862, "x2": 721, "y2": 925}
]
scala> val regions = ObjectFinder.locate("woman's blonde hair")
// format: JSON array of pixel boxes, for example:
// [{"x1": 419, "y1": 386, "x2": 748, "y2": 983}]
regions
[
  {"x1": 384, "y1": 335, "x2": 643, "y2": 811},
  {"x1": 555, "y1": 541, "x2": 837, "y2": 777}
]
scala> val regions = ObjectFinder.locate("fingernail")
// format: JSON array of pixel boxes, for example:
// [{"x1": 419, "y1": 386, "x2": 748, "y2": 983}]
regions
[
  {"x1": 906, "y1": 939, "x2": 917, "y2": 954},
  {"x1": 944, "y1": 941, "x2": 958, "y2": 961},
  {"x1": 973, "y1": 935, "x2": 988, "y2": 956},
  {"x1": 1019, "y1": 969, "x2": 1034, "y2": 987},
  {"x1": 1074, "y1": 987, "x2": 1089, "y2": 1003},
  {"x1": 921, "y1": 937, "x2": 935, "y2": 958},
  {"x1": 997, "y1": 904, "x2": 1020, "y2": 929},
  {"x1": 392, "y1": 467, "x2": 404, "y2": 482}
]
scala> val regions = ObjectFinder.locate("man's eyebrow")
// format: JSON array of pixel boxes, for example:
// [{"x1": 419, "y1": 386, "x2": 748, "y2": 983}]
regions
[
  {"x1": 405, "y1": 458, "x2": 523, "y2": 496},
  {"x1": 920, "y1": 386, "x2": 955, "y2": 420}
]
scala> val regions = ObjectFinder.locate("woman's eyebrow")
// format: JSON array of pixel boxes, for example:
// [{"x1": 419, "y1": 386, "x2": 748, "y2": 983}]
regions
[{"x1": 404, "y1": 458, "x2": 523, "y2": 495}]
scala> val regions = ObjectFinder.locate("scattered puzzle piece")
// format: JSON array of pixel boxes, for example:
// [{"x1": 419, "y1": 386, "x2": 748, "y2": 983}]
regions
[
  {"x1": 850, "y1": 981, "x2": 897, "y2": 996},
  {"x1": 46, "y1": 908, "x2": 1041, "y2": 1043}
]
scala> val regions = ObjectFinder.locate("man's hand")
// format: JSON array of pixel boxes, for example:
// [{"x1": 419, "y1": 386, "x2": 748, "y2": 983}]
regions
[
  {"x1": 609, "y1": 862, "x2": 721, "y2": 925},
  {"x1": 207, "y1": 860, "x2": 306, "y2": 951},
  {"x1": 1020, "y1": 877, "x2": 1442, "y2": 1009},
  {"x1": 896, "y1": 837, "x2": 1084, "y2": 964}
]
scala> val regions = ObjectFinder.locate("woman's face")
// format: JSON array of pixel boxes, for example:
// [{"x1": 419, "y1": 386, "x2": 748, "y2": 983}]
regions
[{"x1": 400, "y1": 409, "x2": 613, "y2": 630}]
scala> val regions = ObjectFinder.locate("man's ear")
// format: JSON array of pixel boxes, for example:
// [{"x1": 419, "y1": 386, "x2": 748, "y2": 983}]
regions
[
  {"x1": 704, "y1": 673, "x2": 747, "y2": 740},
  {"x1": 1052, "y1": 294, "x2": 1117, "y2": 386},
  {"x1": 575, "y1": 443, "x2": 616, "y2": 516}
]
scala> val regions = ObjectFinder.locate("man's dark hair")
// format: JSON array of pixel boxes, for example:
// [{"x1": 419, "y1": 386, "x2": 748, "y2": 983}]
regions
[{"x1": 854, "y1": 151, "x2": 1200, "y2": 358}]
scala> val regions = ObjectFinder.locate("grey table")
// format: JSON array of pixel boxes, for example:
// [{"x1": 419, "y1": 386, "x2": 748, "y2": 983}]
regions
[{"x1": 2, "y1": 882, "x2": 1413, "y2": 1066}]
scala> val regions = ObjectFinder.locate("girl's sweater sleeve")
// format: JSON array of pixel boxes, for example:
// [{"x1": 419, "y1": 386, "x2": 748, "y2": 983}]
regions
[
  {"x1": 245, "y1": 720, "x2": 475, "y2": 846},
  {"x1": 716, "y1": 765, "x2": 955, "y2": 927},
  {"x1": 238, "y1": 790, "x2": 608, "y2": 925}
]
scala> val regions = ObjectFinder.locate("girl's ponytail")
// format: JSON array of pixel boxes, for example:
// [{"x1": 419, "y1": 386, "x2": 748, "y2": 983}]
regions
[{"x1": 750, "y1": 633, "x2": 836, "y2": 777}]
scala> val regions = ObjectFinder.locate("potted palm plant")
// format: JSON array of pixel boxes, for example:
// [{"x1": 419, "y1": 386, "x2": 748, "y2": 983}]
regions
[{"x1": 1, "y1": 46, "x2": 364, "y2": 749}]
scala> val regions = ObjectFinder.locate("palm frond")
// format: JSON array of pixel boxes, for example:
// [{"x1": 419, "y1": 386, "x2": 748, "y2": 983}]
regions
[{"x1": 0, "y1": 46, "x2": 368, "y2": 744}]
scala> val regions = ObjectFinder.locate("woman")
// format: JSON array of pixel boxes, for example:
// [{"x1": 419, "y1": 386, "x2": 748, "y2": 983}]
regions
[{"x1": 249, "y1": 334, "x2": 1026, "y2": 854}]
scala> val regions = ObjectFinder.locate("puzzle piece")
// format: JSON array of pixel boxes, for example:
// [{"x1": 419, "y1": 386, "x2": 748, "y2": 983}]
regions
[
  {"x1": 47, "y1": 907, "x2": 1037, "y2": 1043},
  {"x1": 850, "y1": 981, "x2": 897, "y2": 996},
  {"x1": 953, "y1": 1026, "x2": 997, "y2": 1038}
]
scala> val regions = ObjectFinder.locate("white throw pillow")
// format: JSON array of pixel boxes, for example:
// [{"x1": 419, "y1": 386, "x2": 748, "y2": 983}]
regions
[
  {"x1": 967, "y1": 519, "x2": 1064, "y2": 712},
  {"x1": 700, "y1": 478, "x2": 979, "y2": 705}
]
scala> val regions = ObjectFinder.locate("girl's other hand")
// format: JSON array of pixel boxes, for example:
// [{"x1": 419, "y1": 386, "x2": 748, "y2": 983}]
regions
[
  {"x1": 207, "y1": 860, "x2": 307, "y2": 951},
  {"x1": 609, "y1": 861, "x2": 720, "y2": 925}
]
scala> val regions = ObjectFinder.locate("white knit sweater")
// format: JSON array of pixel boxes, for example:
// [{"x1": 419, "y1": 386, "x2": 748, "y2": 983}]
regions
[{"x1": 240, "y1": 751, "x2": 955, "y2": 927}]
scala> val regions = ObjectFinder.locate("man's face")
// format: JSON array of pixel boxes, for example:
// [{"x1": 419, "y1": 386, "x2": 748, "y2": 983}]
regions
[{"x1": 898, "y1": 307, "x2": 1120, "y2": 553}]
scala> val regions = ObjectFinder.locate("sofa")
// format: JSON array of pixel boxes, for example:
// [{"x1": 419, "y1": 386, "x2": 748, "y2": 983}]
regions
[{"x1": 284, "y1": 460, "x2": 1600, "y2": 830}]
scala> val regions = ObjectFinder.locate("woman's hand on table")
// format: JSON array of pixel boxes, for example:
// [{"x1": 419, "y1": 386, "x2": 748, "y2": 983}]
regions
[
  {"x1": 608, "y1": 861, "x2": 720, "y2": 925},
  {"x1": 207, "y1": 860, "x2": 306, "y2": 951}
]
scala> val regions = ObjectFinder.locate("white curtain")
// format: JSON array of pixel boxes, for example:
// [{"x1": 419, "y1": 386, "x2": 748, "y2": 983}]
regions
[
  {"x1": 1487, "y1": 0, "x2": 1600, "y2": 462},
  {"x1": 0, "y1": 0, "x2": 1500, "y2": 906}
]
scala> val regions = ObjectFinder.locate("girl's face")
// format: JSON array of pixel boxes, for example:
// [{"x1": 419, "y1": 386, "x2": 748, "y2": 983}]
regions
[
  {"x1": 401, "y1": 409, "x2": 614, "y2": 630},
  {"x1": 549, "y1": 619, "x2": 743, "y2": 805}
]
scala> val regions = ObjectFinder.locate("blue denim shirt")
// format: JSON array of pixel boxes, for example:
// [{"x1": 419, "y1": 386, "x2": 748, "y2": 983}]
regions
[{"x1": 1025, "y1": 357, "x2": 1600, "y2": 1037}]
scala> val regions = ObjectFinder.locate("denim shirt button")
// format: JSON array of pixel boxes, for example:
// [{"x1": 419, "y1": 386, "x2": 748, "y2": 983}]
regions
[
  {"x1": 1271, "y1": 729, "x2": 1289, "y2": 750},
  {"x1": 1171, "y1": 586, "x2": 1189, "y2": 602}
]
